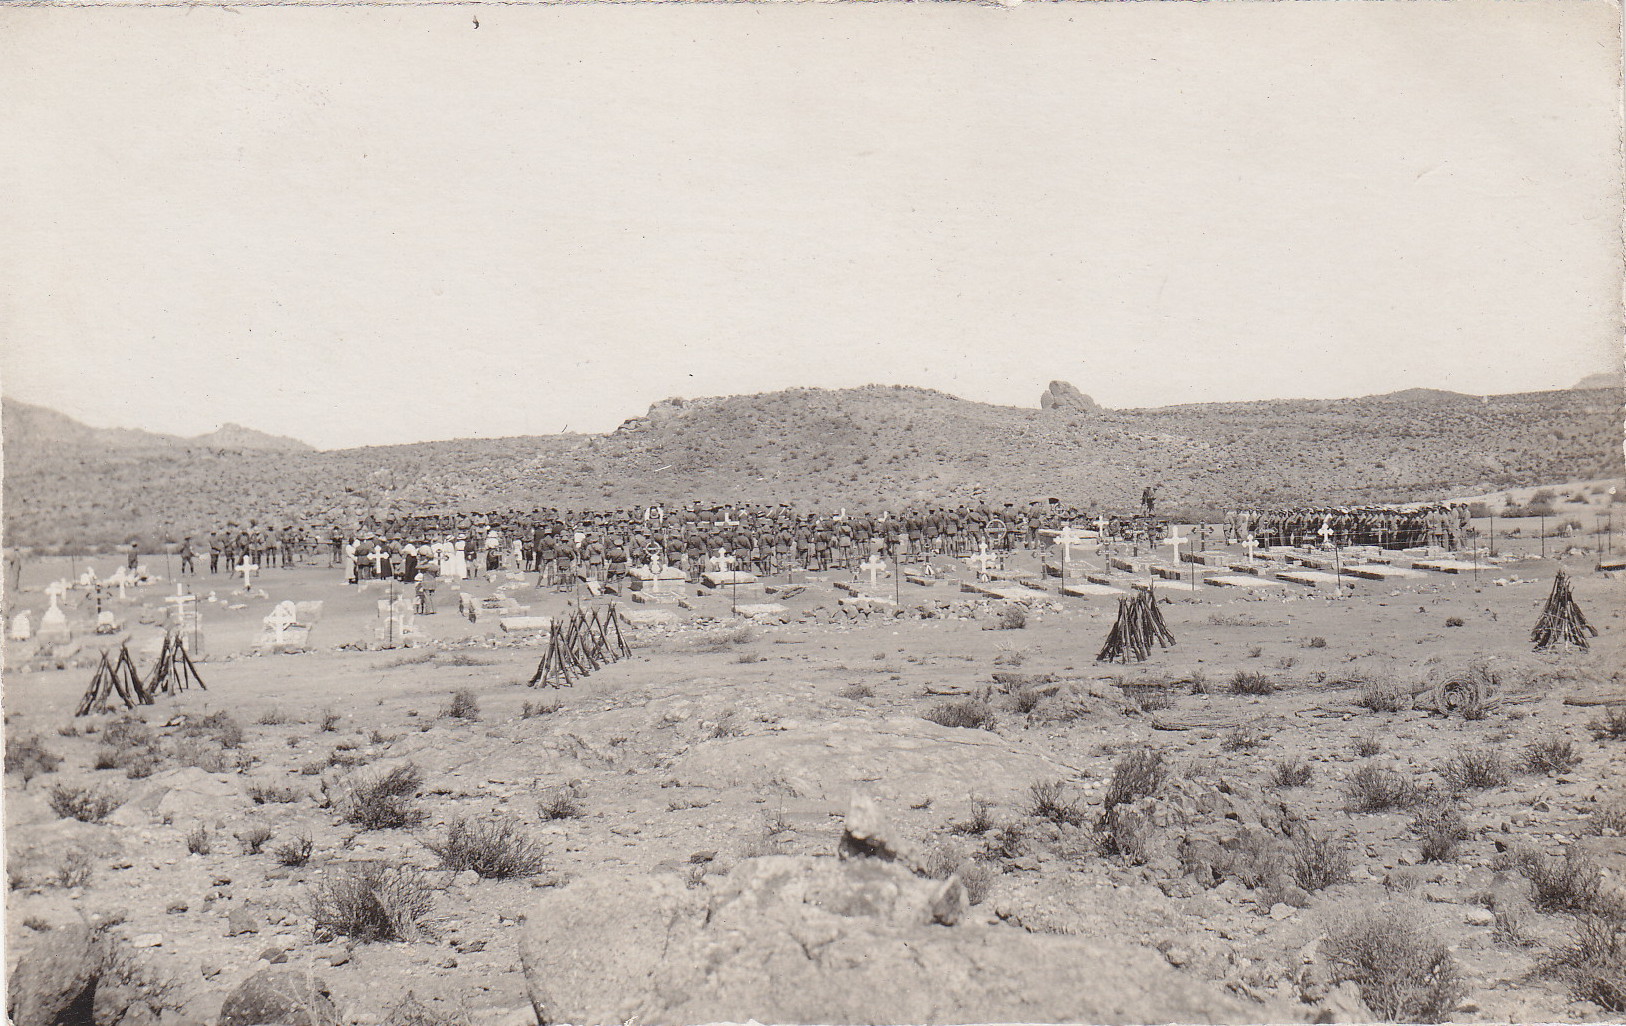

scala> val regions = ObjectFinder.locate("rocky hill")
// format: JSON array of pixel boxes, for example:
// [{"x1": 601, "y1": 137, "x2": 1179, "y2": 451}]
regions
[{"x1": 2, "y1": 384, "x2": 1621, "y2": 548}]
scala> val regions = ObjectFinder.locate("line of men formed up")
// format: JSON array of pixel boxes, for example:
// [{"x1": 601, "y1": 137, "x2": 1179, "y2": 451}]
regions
[
  {"x1": 1226, "y1": 503, "x2": 1473, "y2": 551},
  {"x1": 336, "y1": 503, "x2": 1172, "y2": 586}
]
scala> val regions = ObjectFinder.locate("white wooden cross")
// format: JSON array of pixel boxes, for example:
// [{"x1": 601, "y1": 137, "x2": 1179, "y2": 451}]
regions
[
  {"x1": 163, "y1": 583, "x2": 196, "y2": 622},
  {"x1": 1244, "y1": 534, "x2": 1258, "y2": 564},
  {"x1": 1163, "y1": 525, "x2": 1188, "y2": 564},
  {"x1": 237, "y1": 556, "x2": 260, "y2": 591},
  {"x1": 967, "y1": 540, "x2": 1000, "y2": 580},
  {"x1": 1055, "y1": 525, "x2": 1088, "y2": 565},
  {"x1": 1318, "y1": 517, "x2": 1335, "y2": 549},
  {"x1": 368, "y1": 549, "x2": 388, "y2": 579},
  {"x1": 1094, "y1": 515, "x2": 1109, "y2": 536},
  {"x1": 44, "y1": 579, "x2": 69, "y2": 612},
  {"x1": 106, "y1": 567, "x2": 132, "y2": 601},
  {"x1": 860, "y1": 553, "x2": 887, "y2": 587},
  {"x1": 708, "y1": 548, "x2": 735, "y2": 574}
]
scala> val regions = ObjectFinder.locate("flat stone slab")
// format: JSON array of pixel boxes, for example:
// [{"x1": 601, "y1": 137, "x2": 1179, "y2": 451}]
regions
[
  {"x1": 838, "y1": 595, "x2": 895, "y2": 607},
  {"x1": 1600, "y1": 557, "x2": 1626, "y2": 572},
  {"x1": 1340, "y1": 564, "x2": 1426, "y2": 581},
  {"x1": 1152, "y1": 565, "x2": 1215, "y2": 581},
  {"x1": 734, "y1": 603, "x2": 789, "y2": 618},
  {"x1": 1275, "y1": 570, "x2": 1349, "y2": 587},
  {"x1": 628, "y1": 566, "x2": 687, "y2": 582},
  {"x1": 702, "y1": 571, "x2": 759, "y2": 588},
  {"x1": 1205, "y1": 574, "x2": 1287, "y2": 590},
  {"x1": 1129, "y1": 579, "x2": 1208, "y2": 595},
  {"x1": 630, "y1": 591, "x2": 684, "y2": 605},
  {"x1": 1185, "y1": 551, "x2": 1234, "y2": 566},
  {"x1": 499, "y1": 616, "x2": 553, "y2": 632},
  {"x1": 903, "y1": 575, "x2": 940, "y2": 587},
  {"x1": 1410, "y1": 559, "x2": 1487, "y2": 574},
  {"x1": 620, "y1": 609, "x2": 681, "y2": 626},
  {"x1": 960, "y1": 581, "x2": 1036, "y2": 600},
  {"x1": 1059, "y1": 583, "x2": 1129, "y2": 598}
]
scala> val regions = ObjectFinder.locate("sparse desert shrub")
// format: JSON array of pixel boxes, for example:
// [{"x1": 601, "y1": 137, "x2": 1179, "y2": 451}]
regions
[
  {"x1": 237, "y1": 825, "x2": 275, "y2": 855},
  {"x1": 708, "y1": 709, "x2": 744, "y2": 739},
  {"x1": 369, "y1": 728, "x2": 396, "y2": 745},
  {"x1": 438, "y1": 652, "x2": 493, "y2": 667},
  {"x1": 1591, "y1": 706, "x2": 1626, "y2": 741},
  {"x1": 1322, "y1": 910, "x2": 1464, "y2": 1023},
  {"x1": 1413, "y1": 806, "x2": 1473, "y2": 863},
  {"x1": 425, "y1": 815, "x2": 549, "y2": 878},
  {"x1": 274, "y1": 834, "x2": 315, "y2": 867},
  {"x1": 919, "y1": 840, "x2": 995, "y2": 905},
  {"x1": 1442, "y1": 747, "x2": 1510, "y2": 791},
  {"x1": 1221, "y1": 727, "x2": 1266, "y2": 752},
  {"x1": 1518, "y1": 849, "x2": 1621, "y2": 916},
  {"x1": 1523, "y1": 736, "x2": 1582, "y2": 775},
  {"x1": 1289, "y1": 833, "x2": 1352, "y2": 892},
  {"x1": 1493, "y1": 907, "x2": 1534, "y2": 948},
  {"x1": 734, "y1": 651, "x2": 764, "y2": 665},
  {"x1": 174, "y1": 738, "x2": 239, "y2": 773},
  {"x1": 978, "y1": 821, "x2": 1029, "y2": 863},
  {"x1": 697, "y1": 625, "x2": 755, "y2": 652},
  {"x1": 994, "y1": 605, "x2": 1027, "y2": 630},
  {"x1": 47, "y1": 783, "x2": 123, "y2": 822},
  {"x1": 102, "y1": 715, "x2": 154, "y2": 750},
  {"x1": 1246, "y1": 646, "x2": 1263, "y2": 659},
  {"x1": 1228, "y1": 671, "x2": 1275, "y2": 696},
  {"x1": 1590, "y1": 798, "x2": 1626, "y2": 837},
  {"x1": 256, "y1": 708, "x2": 289, "y2": 726},
  {"x1": 1345, "y1": 764, "x2": 1422, "y2": 813},
  {"x1": 1359, "y1": 684, "x2": 1412, "y2": 713},
  {"x1": 1010, "y1": 686, "x2": 1045, "y2": 715},
  {"x1": 181, "y1": 710, "x2": 244, "y2": 749},
  {"x1": 185, "y1": 825, "x2": 212, "y2": 855},
  {"x1": 519, "y1": 700, "x2": 560, "y2": 718},
  {"x1": 1101, "y1": 747, "x2": 1166, "y2": 811},
  {"x1": 5, "y1": 735, "x2": 62, "y2": 785},
  {"x1": 309, "y1": 862, "x2": 434, "y2": 943},
  {"x1": 247, "y1": 781, "x2": 301, "y2": 804},
  {"x1": 1306, "y1": 636, "x2": 1328, "y2": 649},
  {"x1": 1544, "y1": 915, "x2": 1626, "y2": 1012},
  {"x1": 55, "y1": 848, "x2": 94, "y2": 888},
  {"x1": 924, "y1": 699, "x2": 998, "y2": 731},
  {"x1": 442, "y1": 690, "x2": 480, "y2": 721},
  {"x1": 299, "y1": 760, "x2": 326, "y2": 776},
  {"x1": 321, "y1": 709, "x2": 341, "y2": 732},
  {"x1": 1351, "y1": 732, "x2": 1384, "y2": 758},
  {"x1": 1025, "y1": 780, "x2": 1086, "y2": 827},
  {"x1": 1271, "y1": 758, "x2": 1314, "y2": 788},
  {"x1": 344, "y1": 763, "x2": 426, "y2": 831},
  {"x1": 1444, "y1": 617, "x2": 1465, "y2": 628},
  {"x1": 380, "y1": 991, "x2": 473, "y2": 1026},
  {"x1": 950, "y1": 798, "x2": 996, "y2": 835},
  {"x1": 537, "y1": 780, "x2": 587, "y2": 821},
  {"x1": 1132, "y1": 688, "x2": 1175, "y2": 713}
]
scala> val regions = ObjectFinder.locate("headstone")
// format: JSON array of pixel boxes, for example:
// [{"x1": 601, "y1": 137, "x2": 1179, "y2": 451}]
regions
[
  {"x1": 37, "y1": 584, "x2": 71, "y2": 643},
  {"x1": 258, "y1": 601, "x2": 309, "y2": 651},
  {"x1": 376, "y1": 597, "x2": 419, "y2": 646},
  {"x1": 94, "y1": 610, "x2": 121, "y2": 634},
  {"x1": 8, "y1": 610, "x2": 31, "y2": 641},
  {"x1": 966, "y1": 541, "x2": 1000, "y2": 580}
]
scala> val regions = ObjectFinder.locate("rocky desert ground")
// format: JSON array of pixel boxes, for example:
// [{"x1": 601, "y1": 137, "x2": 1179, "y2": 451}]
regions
[{"x1": 4, "y1": 498, "x2": 1625, "y2": 1025}]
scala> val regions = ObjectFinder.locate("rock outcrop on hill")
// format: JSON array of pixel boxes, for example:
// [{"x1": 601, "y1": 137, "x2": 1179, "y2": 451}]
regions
[{"x1": 1039, "y1": 380, "x2": 1099, "y2": 414}]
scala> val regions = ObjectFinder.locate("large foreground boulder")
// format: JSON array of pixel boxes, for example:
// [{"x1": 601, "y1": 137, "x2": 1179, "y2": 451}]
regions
[
  {"x1": 7, "y1": 925, "x2": 100, "y2": 1026},
  {"x1": 519, "y1": 855, "x2": 1287, "y2": 1024},
  {"x1": 216, "y1": 969, "x2": 339, "y2": 1026}
]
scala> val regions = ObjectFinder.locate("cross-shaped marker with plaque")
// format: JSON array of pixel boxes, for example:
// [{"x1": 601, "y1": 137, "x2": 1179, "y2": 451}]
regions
[
  {"x1": 860, "y1": 553, "x2": 887, "y2": 587},
  {"x1": 238, "y1": 556, "x2": 260, "y2": 592}
]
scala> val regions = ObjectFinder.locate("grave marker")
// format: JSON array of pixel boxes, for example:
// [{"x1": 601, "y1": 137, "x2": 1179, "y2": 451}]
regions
[{"x1": 237, "y1": 556, "x2": 260, "y2": 593}]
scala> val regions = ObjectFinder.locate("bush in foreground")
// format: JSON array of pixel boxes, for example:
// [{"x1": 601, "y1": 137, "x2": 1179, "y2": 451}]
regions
[
  {"x1": 309, "y1": 862, "x2": 434, "y2": 942},
  {"x1": 424, "y1": 816, "x2": 549, "y2": 879},
  {"x1": 924, "y1": 699, "x2": 997, "y2": 731},
  {"x1": 1322, "y1": 910, "x2": 1465, "y2": 1023},
  {"x1": 344, "y1": 763, "x2": 426, "y2": 831},
  {"x1": 47, "y1": 784, "x2": 124, "y2": 823},
  {"x1": 1544, "y1": 915, "x2": 1626, "y2": 1012}
]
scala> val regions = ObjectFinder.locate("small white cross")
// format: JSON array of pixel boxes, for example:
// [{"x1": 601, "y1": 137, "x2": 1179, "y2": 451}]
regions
[
  {"x1": 1055, "y1": 525, "x2": 1088, "y2": 565},
  {"x1": 1094, "y1": 515, "x2": 1109, "y2": 536},
  {"x1": 647, "y1": 543, "x2": 666, "y2": 575},
  {"x1": 1244, "y1": 534, "x2": 1258, "y2": 564},
  {"x1": 44, "y1": 579, "x2": 69, "y2": 611},
  {"x1": 967, "y1": 540, "x2": 1000, "y2": 580},
  {"x1": 237, "y1": 556, "x2": 260, "y2": 591},
  {"x1": 708, "y1": 548, "x2": 735, "y2": 574},
  {"x1": 164, "y1": 583, "x2": 196, "y2": 618},
  {"x1": 860, "y1": 553, "x2": 887, "y2": 587},
  {"x1": 368, "y1": 549, "x2": 389, "y2": 577},
  {"x1": 1318, "y1": 517, "x2": 1335, "y2": 548}
]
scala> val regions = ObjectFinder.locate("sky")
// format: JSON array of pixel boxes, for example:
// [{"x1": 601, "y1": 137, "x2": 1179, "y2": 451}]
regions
[{"x1": 1, "y1": 0, "x2": 1620, "y2": 451}]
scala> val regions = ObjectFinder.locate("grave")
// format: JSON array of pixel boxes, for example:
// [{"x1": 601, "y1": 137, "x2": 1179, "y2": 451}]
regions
[
  {"x1": 1274, "y1": 569, "x2": 1352, "y2": 588},
  {"x1": 1410, "y1": 558, "x2": 1486, "y2": 575},
  {"x1": 500, "y1": 616, "x2": 553, "y2": 633},
  {"x1": 734, "y1": 603, "x2": 790, "y2": 621},
  {"x1": 376, "y1": 597, "x2": 422, "y2": 647},
  {"x1": 1185, "y1": 550, "x2": 1234, "y2": 566},
  {"x1": 1058, "y1": 582, "x2": 1129, "y2": 598},
  {"x1": 960, "y1": 581, "x2": 1037, "y2": 601},
  {"x1": 1339, "y1": 564, "x2": 1426, "y2": 581},
  {"x1": 620, "y1": 608, "x2": 681, "y2": 627},
  {"x1": 37, "y1": 582, "x2": 71, "y2": 644},
  {"x1": 257, "y1": 600, "x2": 311, "y2": 652},
  {"x1": 1204, "y1": 574, "x2": 1287, "y2": 590},
  {"x1": 8, "y1": 610, "x2": 32, "y2": 641},
  {"x1": 1599, "y1": 556, "x2": 1626, "y2": 573}
]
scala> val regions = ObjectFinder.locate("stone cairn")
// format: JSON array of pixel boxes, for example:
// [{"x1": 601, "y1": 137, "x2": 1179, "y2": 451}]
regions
[
  {"x1": 1096, "y1": 586, "x2": 1176, "y2": 663},
  {"x1": 527, "y1": 604, "x2": 632, "y2": 689},
  {"x1": 1531, "y1": 568, "x2": 1597, "y2": 652}
]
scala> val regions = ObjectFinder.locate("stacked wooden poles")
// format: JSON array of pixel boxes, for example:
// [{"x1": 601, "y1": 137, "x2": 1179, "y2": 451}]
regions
[
  {"x1": 1531, "y1": 569, "x2": 1597, "y2": 652},
  {"x1": 1096, "y1": 586, "x2": 1177, "y2": 663}
]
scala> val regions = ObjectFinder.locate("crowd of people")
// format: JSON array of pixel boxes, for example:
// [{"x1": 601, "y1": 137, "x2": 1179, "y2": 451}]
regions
[{"x1": 1224, "y1": 504, "x2": 1474, "y2": 550}]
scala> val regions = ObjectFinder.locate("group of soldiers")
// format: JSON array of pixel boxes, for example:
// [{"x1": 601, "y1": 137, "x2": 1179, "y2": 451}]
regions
[
  {"x1": 1224, "y1": 504, "x2": 1474, "y2": 551},
  {"x1": 327, "y1": 502, "x2": 1173, "y2": 587},
  {"x1": 174, "y1": 523, "x2": 322, "y2": 576}
]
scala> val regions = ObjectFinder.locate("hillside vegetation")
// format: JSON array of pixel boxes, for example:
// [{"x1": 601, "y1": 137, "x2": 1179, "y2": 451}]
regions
[{"x1": 3, "y1": 384, "x2": 1621, "y2": 548}]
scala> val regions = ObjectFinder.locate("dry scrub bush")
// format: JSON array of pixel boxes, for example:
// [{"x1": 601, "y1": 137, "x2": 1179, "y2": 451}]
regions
[
  {"x1": 537, "y1": 780, "x2": 587, "y2": 821},
  {"x1": 344, "y1": 763, "x2": 426, "y2": 831},
  {"x1": 47, "y1": 783, "x2": 123, "y2": 822},
  {"x1": 949, "y1": 798, "x2": 996, "y2": 836},
  {"x1": 1412, "y1": 806, "x2": 1473, "y2": 863},
  {"x1": 382, "y1": 992, "x2": 474, "y2": 1026},
  {"x1": 919, "y1": 840, "x2": 995, "y2": 905},
  {"x1": 257, "y1": 708, "x2": 289, "y2": 725},
  {"x1": 1359, "y1": 684, "x2": 1412, "y2": 713},
  {"x1": 1228, "y1": 671, "x2": 1275, "y2": 696},
  {"x1": 6, "y1": 734, "x2": 63, "y2": 785},
  {"x1": 238, "y1": 824, "x2": 275, "y2": 855},
  {"x1": 185, "y1": 825, "x2": 212, "y2": 855},
  {"x1": 56, "y1": 848, "x2": 94, "y2": 888},
  {"x1": 1589, "y1": 798, "x2": 1626, "y2": 837},
  {"x1": 247, "y1": 781, "x2": 301, "y2": 804},
  {"x1": 924, "y1": 699, "x2": 998, "y2": 731},
  {"x1": 1271, "y1": 759, "x2": 1314, "y2": 788},
  {"x1": 1097, "y1": 748, "x2": 1165, "y2": 860},
  {"x1": 838, "y1": 683, "x2": 875, "y2": 701},
  {"x1": 519, "y1": 699, "x2": 560, "y2": 718},
  {"x1": 1221, "y1": 727, "x2": 1266, "y2": 752},
  {"x1": 1345, "y1": 764, "x2": 1423, "y2": 813},
  {"x1": 1516, "y1": 849, "x2": 1622, "y2": 916},
  {"x1": 1523, "y1": 736, "x2": 1582, "y2": 775},
  {"x1": 1025, "y1": 780, "x2": 1086, "y2": 827},
  {"x1": 180, "y1": 710, "x2": 244, "y2": 749},
  {"x1": 309, "y1": 862, "x2": 435, "y2": 942},
  {"x1": 425, "y1": 815, "x2": 549, "y2": 878},
  {"x1": 174, "y1": 738, "x2": 242, "y2": 774},
  {"x1": 321, "y1": 709, "x2": 342, "y2": 732},
  {"x1": 442, "y1": 690, "x2": 480, "y2": 720},
  {"x1": 1442, "y1": 747, "x2": 1510, "y2": 791},
  {"x1": 1289, "y1": 834, "x2": 1352, "y2": 892},
  {"x1": 1322, "y1": 910, "x2": 1464, "y2": 1023},
  {"x1": 1590, "y1": 706, "x2": 1626, "y2": 742},
  {"x1": 993, "y1": 605, "x2": 1027, "y2": 630},
  {"x1": 275, "y1": 834, "x2": 315, "y2": 867},
  {"x1": 1543, "y1": 915, "x2": 1626, "y2": 1012}
]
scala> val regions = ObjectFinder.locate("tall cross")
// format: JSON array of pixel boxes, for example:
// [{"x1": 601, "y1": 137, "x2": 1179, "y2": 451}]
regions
[
  {"x1": 1244, "y1": 534, "x2": 1258, "y2": 564},
  {"x1": 1055, "y1": 525, "x2": 1088, "y2": 565},
  {"x1": 44, "y1": 579, "x2": 68, "y2": 612},
  {"x1": 237, "y1": 556, "x2": 260, "y2": 592},
  {"x1": 1318, "y1": 517, "x2": 1336, "y2": 549},
  {"x1": 163, "y1": 583, "x2": 196, "y2": 620},
  {"x1": 1094, "y1": 515, "x2": 1109, "y2": 536},
  {"x1": 1163, "y1": 525, "x2": 1188, "y2": 564},
  {"x1": 967, "y1": 540, "x2": 999, "y2": 580},
  {"x1": 860, "y1": 553, "x2": 887, "y2": 587}
]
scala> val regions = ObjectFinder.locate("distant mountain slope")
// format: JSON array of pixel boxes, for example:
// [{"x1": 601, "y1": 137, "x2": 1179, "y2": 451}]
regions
[
  {"x1": 190, "y1": 423, "x2": 315, "y2": 452},
  {"x1": 3, "y1": 385, "x2": 1621, "y2": 548},
  {"x1": 1, "y1": 400, "x2": 313, "y2": 453},
  {"x1": 1573, "y1": 370, "x2": 1624, "y2": 391}
]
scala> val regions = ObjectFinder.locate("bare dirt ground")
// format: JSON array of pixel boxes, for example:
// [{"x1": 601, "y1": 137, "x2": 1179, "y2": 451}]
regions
[{"x1": 4, "y1": 503, "x2": 1624, "y2": 1025}]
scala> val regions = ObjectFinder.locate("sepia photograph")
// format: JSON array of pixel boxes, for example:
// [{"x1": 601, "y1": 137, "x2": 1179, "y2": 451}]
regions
[{"x1": 1, "y1": 0, "x2": 1623, "y2": 1022}]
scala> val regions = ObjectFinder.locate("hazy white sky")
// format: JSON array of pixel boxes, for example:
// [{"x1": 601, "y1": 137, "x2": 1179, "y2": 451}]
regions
[{"x1": 1, "y1": 1, "x2": 1620, "y2": 450}]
